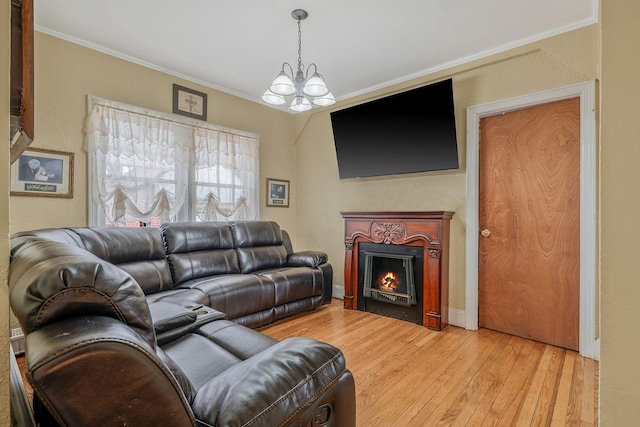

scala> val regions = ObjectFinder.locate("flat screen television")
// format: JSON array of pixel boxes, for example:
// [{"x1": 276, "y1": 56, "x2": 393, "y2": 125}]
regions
[{"x1": 330, "y1": 79, "x2": 459, "y2": 179}]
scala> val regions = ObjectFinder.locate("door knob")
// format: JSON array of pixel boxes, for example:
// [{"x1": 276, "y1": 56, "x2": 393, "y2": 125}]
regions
[{"x1": 480, "y1": 228, "x2": 491, "y2": 238}]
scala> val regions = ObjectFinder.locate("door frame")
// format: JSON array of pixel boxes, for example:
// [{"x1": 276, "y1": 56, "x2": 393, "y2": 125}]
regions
[{"x1": 465, "y1": 81, "x2": 598, "y2": 359}]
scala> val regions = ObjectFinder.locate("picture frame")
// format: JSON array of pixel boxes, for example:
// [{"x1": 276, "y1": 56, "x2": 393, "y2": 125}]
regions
[
  {"x1": 10, "y1": 147, "x2": 74, "y2": 198},
  {"x1": 173, "y1": 83, "x2": 208, "y2": 121},
  {"x1": 266, "y1": 178, "x2": 290, "y2": 207}
]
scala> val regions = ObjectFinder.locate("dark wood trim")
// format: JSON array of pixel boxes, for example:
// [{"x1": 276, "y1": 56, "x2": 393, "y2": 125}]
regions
[
  {"x1": 10, "y1": 0, "x2": 35, "y2": 164},
  {"x1": 341, "y1": 211, "x2": 454, "y2": 330}
]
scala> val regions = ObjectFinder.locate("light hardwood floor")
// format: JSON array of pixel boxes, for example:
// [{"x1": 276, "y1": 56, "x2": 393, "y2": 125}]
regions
[{"x1": 260, "y1": 299, "x2": 599, "y2": 427}]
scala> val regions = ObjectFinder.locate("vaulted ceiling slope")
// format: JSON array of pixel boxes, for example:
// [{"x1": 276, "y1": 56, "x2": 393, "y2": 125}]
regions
[{"x1": 35, "y1": 0, "x2": 598, "y2": 110}]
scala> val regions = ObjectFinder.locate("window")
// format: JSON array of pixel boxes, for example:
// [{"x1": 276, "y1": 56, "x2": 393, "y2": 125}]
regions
[{"x1": 85, "y1": 97, "x2": 259, "y2": 227}]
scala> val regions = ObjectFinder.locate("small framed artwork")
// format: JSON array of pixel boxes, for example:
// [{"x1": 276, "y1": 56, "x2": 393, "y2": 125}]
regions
[
  {"x1": 10, "y1": 147, "x2": 74, "y2": 198},
  {"x1": 266, "y1": 178, "x2": 290, "y2": 207},
  {"x1": 173, "y1": 84, "x2": 207, "y2": 121}
]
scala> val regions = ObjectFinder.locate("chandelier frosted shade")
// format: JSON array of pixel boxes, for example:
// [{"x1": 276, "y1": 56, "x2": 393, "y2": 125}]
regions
[
  {"x1": 302, "y1": 70, "x2": 329, "y2": 97},
  {"x1": 269, "y1": 70, "x2": 296, "y2": 96},
  {"x1": 262, "y1": 90, "x2": 285, "y2": 105},
  {"x1": 290, "y1": 96, "x2": 312, "y2": 112},
  {"x1": 263, "y1": 9, "x2": 336, "y2": 112},
  {"x1": 312, "y1": 91, "x2": 335, "y2": 107}
]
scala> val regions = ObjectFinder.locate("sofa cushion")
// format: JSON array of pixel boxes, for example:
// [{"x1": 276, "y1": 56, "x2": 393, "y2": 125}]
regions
[
  {"x1": 162, "y1": 222, "x2": 241, "y2": 285},
  {"x1": 191, "y1": 337, "x2": 347, "y2": 426},
  {"x1": 236, "y1": 245, "x2": 288, "y2": 273},
  {"x1": 72, "y1": 227, "x2": 174, "y2": 295},
  {"x1": 161, "y1": 333, "x2": 243, "y2": 391},
  {"x1": 258, "y1": 267, "x2": 323, "y2": 306},
  {"x1": 11, "y1": 228, "x2": 84, "y2": 248},
  {"x1": 162, "y1": 222, "x2": 236, "y2": 252},
  {"x1": 180, "y1": 274, "x2": 276, "y2": 321},
  {"x1": 230, "y1": 221, "x2": 288, "y2": 272},
  {"x1": 229, "y1": 220, "x2": 283, "y2": 247},
  {"x1": 195, "y1": 320, "x2": 277, "y2": 359}
]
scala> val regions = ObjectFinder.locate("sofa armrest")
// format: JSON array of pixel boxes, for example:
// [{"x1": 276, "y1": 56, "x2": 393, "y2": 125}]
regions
[
  {"x1": 287, "y1": 251, "x2": 328, "y2": 268},
  {"x1": 149, "y1": 302, "x2": 197, "y2": 334},
  {"x1": 149, "y1": 302, "x2": 227, "y2": 346},
  {"x1": 25, "y1": 316, "x2": 196, "y2": 427},
  {"x1": 191, "y1": 337, "x2": 352, "y2": 426}
]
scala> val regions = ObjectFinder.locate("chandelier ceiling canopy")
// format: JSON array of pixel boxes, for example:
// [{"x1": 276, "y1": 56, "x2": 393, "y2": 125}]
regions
[{"x1": 262, "y1": 9, "x2": 335, "y2": 112}]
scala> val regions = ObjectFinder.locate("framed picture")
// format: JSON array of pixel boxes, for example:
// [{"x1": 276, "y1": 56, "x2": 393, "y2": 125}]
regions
[
  {"x1": 173, "y1": 83, "x2": 207, "y2": 121},
  {"x1": 266, "y1": 178, "x2": 290, "y2": 207},
  {"x1": 11, "y1": 148, "x2": 74, "y2": 198}
]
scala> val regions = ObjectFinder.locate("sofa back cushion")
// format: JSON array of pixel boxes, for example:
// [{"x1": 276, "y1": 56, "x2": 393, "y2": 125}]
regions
[
  {"x1": 229, "y1": 221, "x2": 288, "y2": 273},
  {"x1": 72, "y1": 227, "x2": 174, "y2": 295},
  {"x1": 11, "y1": 228, "x2": 85, "y2": 248},
  {"x1": 9, "y1": 236, "x2": 156, "y2": 348},
  {"x1": 161, "y1": 222, "x2": 240, "y2": 286}
]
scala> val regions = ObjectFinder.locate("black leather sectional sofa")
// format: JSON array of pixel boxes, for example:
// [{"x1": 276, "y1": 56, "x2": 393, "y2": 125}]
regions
[{"x1": 9, "y1": 221, "x2": 355, "y2": 426}]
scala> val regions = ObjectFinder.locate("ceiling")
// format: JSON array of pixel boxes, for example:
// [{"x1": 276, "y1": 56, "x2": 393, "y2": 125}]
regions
[{"x1": 34, "y1": 0, "x2": 598, "y2": 112}]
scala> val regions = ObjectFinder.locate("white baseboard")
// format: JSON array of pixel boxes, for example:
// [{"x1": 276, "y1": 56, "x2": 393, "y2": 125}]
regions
[
  {"x1": 332, "y1": 284, "x2": 344, "y2": 299},
  {"x1": 448, "y1": 308, "x2": 466, "y2": 328},
  {"x1": 10, "y1": 328, "x2": 25, "y2": 356},
  {"x1": 593, "y1": 338, "x2": 600, "y2": 361}
]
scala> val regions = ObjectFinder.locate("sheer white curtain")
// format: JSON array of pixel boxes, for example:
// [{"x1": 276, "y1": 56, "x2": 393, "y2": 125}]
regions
[
  {"x1": 193, "y1": 128, "x2": 259, "y2": 221},
  {"x1": 85, "y1": 97, "x2": 259, "y2": 226}
]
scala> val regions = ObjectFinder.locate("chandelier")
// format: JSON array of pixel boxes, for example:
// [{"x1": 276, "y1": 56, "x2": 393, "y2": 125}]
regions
[{"x1": 262, "y1": 9, "x2": 335, "y2": 112}]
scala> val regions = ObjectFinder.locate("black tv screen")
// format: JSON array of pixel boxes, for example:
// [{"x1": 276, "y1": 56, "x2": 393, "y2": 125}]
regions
[{"x1": 330, "y1": 79, "x2": 459, "y2": 179}]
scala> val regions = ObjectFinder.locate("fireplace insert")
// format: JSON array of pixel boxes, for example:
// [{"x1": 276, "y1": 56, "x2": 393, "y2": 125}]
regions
[
  {"x1": 357, "y1": 242, "x2": 424, "y2": 325},
  {"x1": 363, "y1": 252, "x2": 416, "y2": 306}
]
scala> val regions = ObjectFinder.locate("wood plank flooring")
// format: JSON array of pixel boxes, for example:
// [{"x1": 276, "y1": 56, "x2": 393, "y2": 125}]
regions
[{"x1": 259, "y1": 299, "x2": 599, "y2": 427}]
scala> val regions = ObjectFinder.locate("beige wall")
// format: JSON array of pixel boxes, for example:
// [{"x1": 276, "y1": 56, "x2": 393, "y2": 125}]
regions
[
  {"x1": 600, "y1": 1, "x2": 640, "y2": 425},
  {"x1": 294, "y1": 25, "x2": 599, "y2": 312},
  {"x1": 1, "y1": 0, "x2": 11, "y2": 422},
  {"x1": 9, "y1": 32, "x2": 299, "y2": 238}
]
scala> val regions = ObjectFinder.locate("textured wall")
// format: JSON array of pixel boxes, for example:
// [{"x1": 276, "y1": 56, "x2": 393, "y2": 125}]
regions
[
  {"x1": 294, "y1": 25, "x2": 599, "y2": 313},
  {"x1": 1, "y1": 0, "x2": 12, "y2": 423},
  {"x1": 600, "y1": 1, "x2": 640, "y2": 424},
  {"x1": 9, "y1": 32, "x2": 298, "y2": 238}
]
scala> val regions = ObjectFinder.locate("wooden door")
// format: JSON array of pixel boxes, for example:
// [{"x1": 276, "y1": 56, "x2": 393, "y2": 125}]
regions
[{"x1": 478, "y1": 97, "x2": 580, "y2": 350}]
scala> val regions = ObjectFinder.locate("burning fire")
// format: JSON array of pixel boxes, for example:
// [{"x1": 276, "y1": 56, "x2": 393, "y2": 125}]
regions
[{"x1": 378, "y1": 272, "x2": 399, "y2": 292}]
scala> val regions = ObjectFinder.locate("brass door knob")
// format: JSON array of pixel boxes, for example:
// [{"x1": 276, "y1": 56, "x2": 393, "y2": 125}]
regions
[{"x1": 480, "y1": 228, "x2": 491, "y2": 238}]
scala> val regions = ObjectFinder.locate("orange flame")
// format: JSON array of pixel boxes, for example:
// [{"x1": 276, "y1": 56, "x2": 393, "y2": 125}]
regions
[{"x1": 379, "y1": 272, "x2": 399, "y2": 292}]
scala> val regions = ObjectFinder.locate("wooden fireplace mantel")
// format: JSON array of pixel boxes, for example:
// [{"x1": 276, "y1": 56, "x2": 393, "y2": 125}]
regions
[{"x1": 341, "y1": 211, "x2": 454, "y2": 330}]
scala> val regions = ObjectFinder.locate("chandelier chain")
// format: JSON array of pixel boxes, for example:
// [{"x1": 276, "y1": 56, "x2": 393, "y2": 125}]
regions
[{"x1": 297, "y1": 18, "x2": 303, "y2": 72}]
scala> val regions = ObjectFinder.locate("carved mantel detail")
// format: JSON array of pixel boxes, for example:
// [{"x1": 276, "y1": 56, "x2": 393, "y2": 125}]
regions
[
  {"x1": 373, "y1": 222, "x2": 404, "y2": 244},
  {"x1": 341, "y1": 211, "x2": 454, "y2": 331},
  {"x1": 428, "y1": 249, "x2": 442, "y2": 259}
]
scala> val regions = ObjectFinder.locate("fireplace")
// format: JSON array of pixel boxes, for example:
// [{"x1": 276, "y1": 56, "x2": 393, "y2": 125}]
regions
[
  {"x1": 342, "y1": 211, "x2": 454, "y2": 330},
  {"x1": 358, "y1": 242, "x2": 423, "y2": 325}
]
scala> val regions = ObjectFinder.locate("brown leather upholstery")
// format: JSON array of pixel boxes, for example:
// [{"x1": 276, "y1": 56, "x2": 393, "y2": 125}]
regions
[
  {"x1": 9, "y1": 237, "x2": 156, "y2": 348},
  {"x1": 72, "y1": 226, "x2": 175, "y2": 295},
  {"x1": 9, "y1": 222, "x2": 355, "y2": 426}
]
